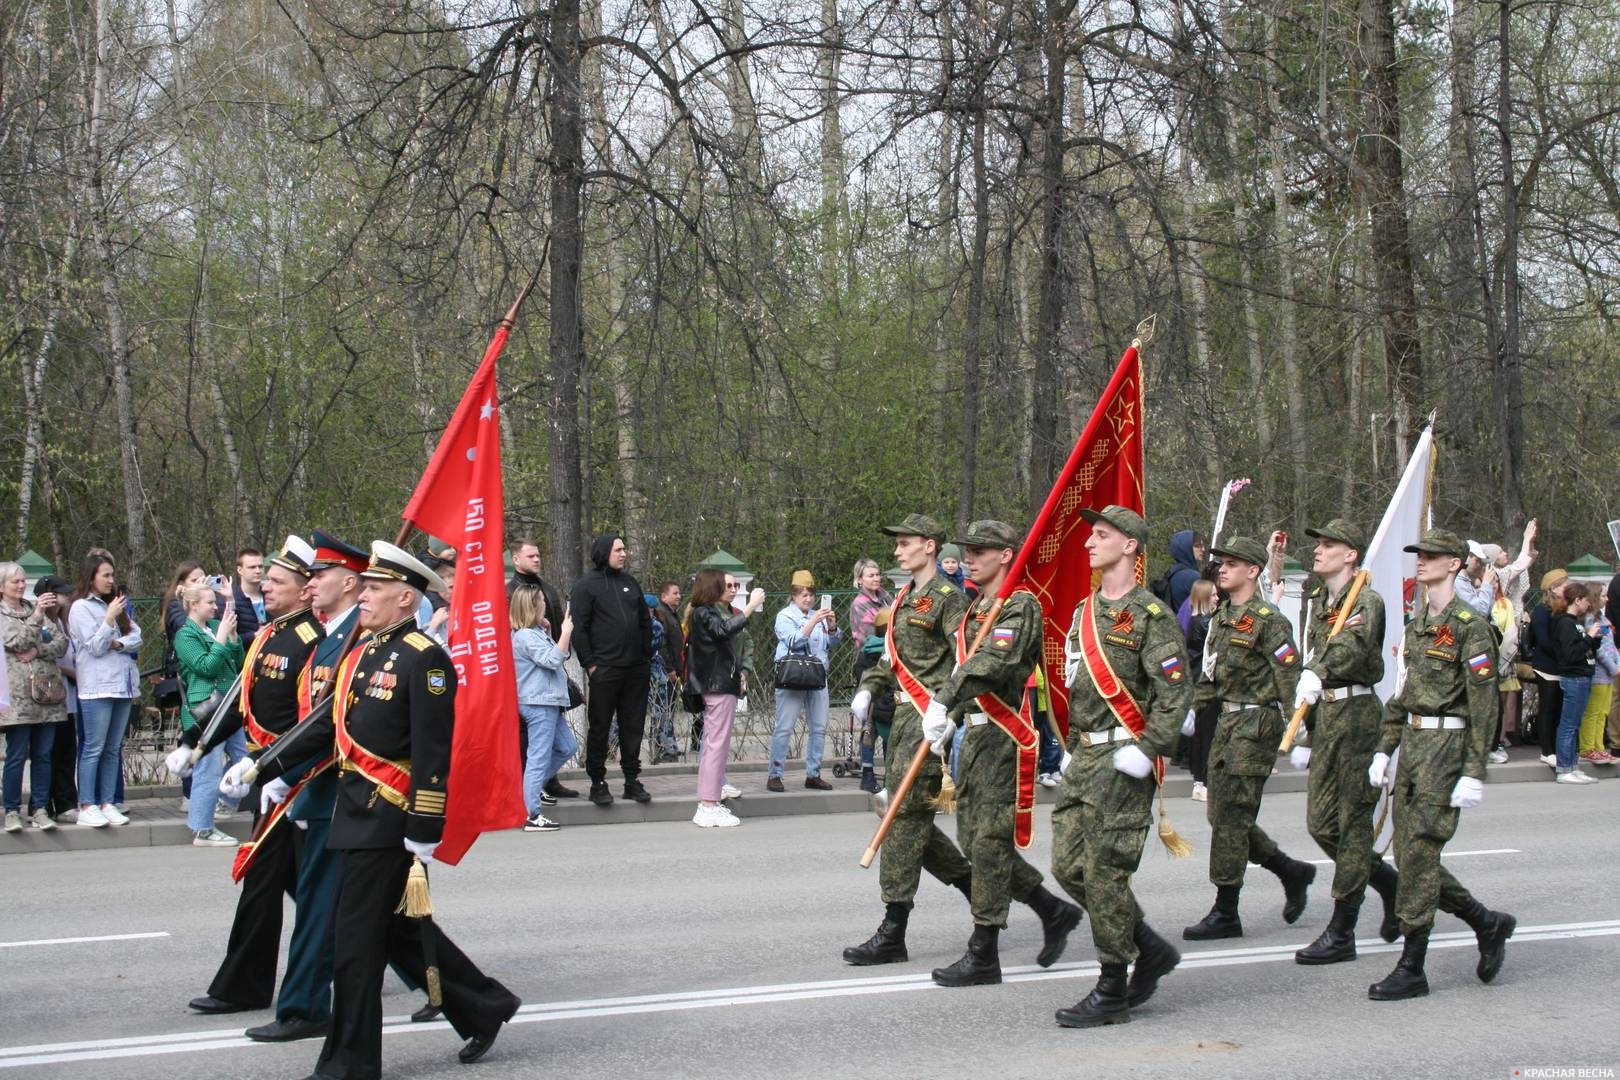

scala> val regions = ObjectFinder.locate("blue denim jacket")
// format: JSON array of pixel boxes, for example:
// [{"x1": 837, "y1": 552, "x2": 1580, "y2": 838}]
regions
[
  {"x1": 514, "y1": 626, "x2": 571, "y2": 706},
  {"x1": 773, "y1": 604, "x2": 841, "y2": 666}
]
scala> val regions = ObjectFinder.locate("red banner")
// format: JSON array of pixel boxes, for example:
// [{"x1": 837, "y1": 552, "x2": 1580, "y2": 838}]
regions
[
  {"x1": 1000, "y1": 345, "x2": 1145, "y2": 740},
  {"x1": 400, "y1": 296, "x2": 528, "y2": 865}
]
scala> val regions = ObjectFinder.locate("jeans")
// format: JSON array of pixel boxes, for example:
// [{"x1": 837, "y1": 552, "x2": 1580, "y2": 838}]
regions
[
  {"x1": 77, "y1": 697, "x2": 132, "y2": 806},
  {"x1": 1556, "y1": 675, "x2": 1591, "y2": 772},
  {"x1": 769, "y1": 686, "x2": 829, "y2": 777},
  {"x1": 521, "y1": 704, "x2": 580, "y2": 815},
  {"x1": 1037, "y1": 713, "x2": 1062, "y2": 774},
  {"x1": 189, "y1": 728, "x2": 249, "y2": 831},
  {"x1": 3, "y1": 722, "x2": 56, "y2": 813}
]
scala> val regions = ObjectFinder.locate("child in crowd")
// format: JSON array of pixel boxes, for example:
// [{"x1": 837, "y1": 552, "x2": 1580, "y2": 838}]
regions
[{"x1": 1579, "y1": 605, "x2": 1618, "y2": 765}]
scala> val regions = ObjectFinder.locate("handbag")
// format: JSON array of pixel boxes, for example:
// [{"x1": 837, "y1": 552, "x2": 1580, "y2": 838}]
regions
[
  {"x1": 189, "y1": 690, "x2": 224, "y2": 725},
  {"x1": 774, "y1": 640, "x2": 826, "y2": 691},
  {"x1": 567, "y1": 677, "x2": 585, "y2": 710},
  {"x1": 28, "y1": 670, "x2": 67, "y2": 707}
]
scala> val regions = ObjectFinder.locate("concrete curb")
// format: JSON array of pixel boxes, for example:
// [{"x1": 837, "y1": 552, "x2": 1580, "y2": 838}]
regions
[{"x1": 3, "y1": 753, "x2": 1611, "y2": 856}]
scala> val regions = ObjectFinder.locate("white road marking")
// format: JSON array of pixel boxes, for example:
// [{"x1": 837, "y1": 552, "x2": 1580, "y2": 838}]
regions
[
  {"x1": 2, "y1": 918, "x2": 1615, "y2": 1069},
  {"x1": 0, "y1": 932, "x2": 170, "y2": 950},
  {"x1": 1306, "y1": 848, "x2": 1520, "y2": 866}
]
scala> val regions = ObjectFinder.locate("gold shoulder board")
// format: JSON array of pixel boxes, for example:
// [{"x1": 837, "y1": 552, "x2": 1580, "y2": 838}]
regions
[
  {"x1": 1258, "y1": 606, "x2": 1272, "y2": 617},
  {"x1": 1457, "y1": 610, "x2": 1472, "y2": 622},
  {"x1": 1145, "y1": 601, "x2": 1163, "y2": 616},
  {"x1": 294, "y1": 623, "x2": 319, "y2": 644},
  {"x1": 404, "y1": 631, "x2": 436, "y2": 650}
]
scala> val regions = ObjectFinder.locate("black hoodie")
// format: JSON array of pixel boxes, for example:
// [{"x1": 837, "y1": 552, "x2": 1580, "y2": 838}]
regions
[{"x1": 568, "y1": 533, "x2": 653, "y2": 671}]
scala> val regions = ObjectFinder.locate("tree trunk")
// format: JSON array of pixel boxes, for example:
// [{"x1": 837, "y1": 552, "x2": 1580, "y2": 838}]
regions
[
  {"x1": 1265, "y1": 9, "x2": 1308, "y2": 531},
  {"x1": 1493, "y1": 0, "x2": 1526, "y2": 535},
  {"x1": 16, "y1": 230, "x2": 76, "y2": 550},
  {"x1": 958, "y1": 108, "x2": 989, "y2": 533},
  {"x1": 88, "y1": 0, "x2": 147, "y2": 590},
  {"x1": 817, "y1": 0, "x2": 845, "y2": 291},
  {"x1": 1028, "y1": 0, "x2": 1070, "y2": 513},
  {"x1": 546, "y1": 0, "x2": 586, "y2": 581}
]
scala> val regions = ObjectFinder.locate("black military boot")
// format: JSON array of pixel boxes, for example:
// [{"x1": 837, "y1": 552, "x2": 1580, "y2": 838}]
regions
[
  {"x1": 1261, "y1": 852, "x2": 1316, "y2": 924},
  {"x1": 1022, "y1": 885, "x2": 1083, "y2": 968},
  {"x1": 1126, "y1": 921, "x2": 1180, "y2": 1007},
  {"x1": 1368, "y1": 927, "x2": 1429, "y2": 1000},
  {"x1": 1295, "y1": 898, "x2": 1360, "y2": 965},
  {"x1": 1055, "y1": 963, "x2": 1131, "y2": 1028},
  {"x1": 932, "y1": 925, "x2": 1001, "y2": 987},
  {"x1": 843, "y1": 903, "x2": 910, "y2": 966},
  {"x1": 1183, "y1": 885, "x2": 1243, "y2": 940},
  {"x1": 859, "y1": 767, "x2": 880, "y2": 794},
  {"x1": 1457, "y1": 899, "x2": 1516, "y2": 984},
  {"x1": 1368, "y1": 860, "x2": 1401, "y2": 943},
  {"x1": 952, "y1": 873, "x2": 973, "y2": 903}
]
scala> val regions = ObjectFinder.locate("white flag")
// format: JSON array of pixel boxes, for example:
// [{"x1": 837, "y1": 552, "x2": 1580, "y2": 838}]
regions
[{"x1": 1364, "y1": 424, "x2": 1435, "y2": 704}]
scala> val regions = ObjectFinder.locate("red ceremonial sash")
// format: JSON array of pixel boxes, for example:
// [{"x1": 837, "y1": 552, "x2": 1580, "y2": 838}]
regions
[
  {"x1": 955, "y1": 603, "x2": 1039, "y2": 849},
  {"x1": 884, "y1": 584, "x2": 935, "y2": 717},
  {"x1": 239, "y1": 624, "x2": 279, "y2": 750},
  {"x1": 1076, "y1": 594, "x2": 1164, "y2": 785},
  {"x1": 332, "y1": 646, "x2": 412, "y2": 808},
  {"x1": 229, "y1": 756, "x2": 335, "y2": 883}
]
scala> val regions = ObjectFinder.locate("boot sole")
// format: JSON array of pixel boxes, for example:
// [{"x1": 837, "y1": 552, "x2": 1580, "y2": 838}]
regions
[
  {"x1": 1055, "y1": 1008, "x2": 1131, "y2": 1028},
  {"x1": 931, "y1": 971, "x2": 1002, "y2": 987},
  {"x1": 1294, "y1": 948, "x2": 1356, "y2": 966},
  {"x1": 1477, "y1": 915, "x2": 1516, "y2": 983},
  {"x1": 842, "y1": 950, "x2": 908, "y2": 966},
  {"x1": 1368, "y1": 983, "x2": 1429, "y2": 1001},
  {"x1": 1182, "y1": 926, "x2": 1242, "y2": 941}
]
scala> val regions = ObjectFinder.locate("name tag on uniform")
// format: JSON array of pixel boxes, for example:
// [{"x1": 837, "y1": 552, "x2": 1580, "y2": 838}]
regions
[
  {"x1": 1104, "y1": 633, "x2": 1141, "y2": 650},
  {"x1": 906, "y1": 616, "x2": 934, "y2": 630},
  {"x1": 1229, "y1": 636, "x2": 1254, "y2": 650},
  {"x1": 1425, "y1": 647, "x2": 1457, "y2": 662}
]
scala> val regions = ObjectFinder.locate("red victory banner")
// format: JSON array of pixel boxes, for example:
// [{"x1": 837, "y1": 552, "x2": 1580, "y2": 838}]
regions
[
  {"x1": 399, "y1": 286, "x2": 532, "y2": 864},
  {"x1": 999, "y1": 319, "x2": 1150, "y2": 740}
]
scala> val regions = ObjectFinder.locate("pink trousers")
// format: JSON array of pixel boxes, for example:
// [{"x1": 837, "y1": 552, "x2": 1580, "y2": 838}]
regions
[{"x1": 697, "y1": 693, "x2": 738, "y2": 801}]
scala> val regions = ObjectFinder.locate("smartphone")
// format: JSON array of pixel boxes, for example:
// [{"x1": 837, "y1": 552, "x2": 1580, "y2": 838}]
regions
[
  {"x1": 207, "y1": 574, "x2": 228, "y2": 590},
  {"x1": 820, "y1": 595, "x2": 832, "y2": 611}
]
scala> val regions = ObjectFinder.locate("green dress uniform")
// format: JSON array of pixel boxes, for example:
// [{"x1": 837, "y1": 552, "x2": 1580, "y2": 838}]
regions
[
  {"x1": 1184, "y1": 536, "x2": 1316, "y2": 940},
  {"x1": 1292, "y1": 519, "x2": 1402, "y2": 965},
  {"x1": 927, "y1": 521, "x2": 1080, "y2": 987},
  {"x1": 843, "y1": 514, "x2": 973, "y2": 967},
  {"x1": 1050, "y1": 506, "x2": 1189, "y2": 1027},
  {"x1": 1367, "y1": 529, "x2": 1516, "y2": 1001}
]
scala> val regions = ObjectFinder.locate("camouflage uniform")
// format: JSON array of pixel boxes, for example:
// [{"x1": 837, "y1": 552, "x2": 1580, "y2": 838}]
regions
[
  {"x1": 857, "y1": 576, "x2": 972, "y2": 907},
  {"x1": 935, "y1": 589, "x2": 1046, "y2": 927},
  {"x1": 1301, "y1": 575, "x2": 1386, "y2": 903},
  {"x1": 1379, "y1": 596, "x2": 1497, "y2": 933},
  {"x1": 1054, "y1": 585, "x2": 1190, "y2": 962}
]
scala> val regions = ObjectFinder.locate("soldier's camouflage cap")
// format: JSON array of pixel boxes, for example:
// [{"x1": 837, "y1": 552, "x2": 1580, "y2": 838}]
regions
[
  {"x1": 1080, "y1": 505, "x2": 1147, "y2": 547},
  {"x1": 1305, "y1": 518, "x2": 1367, "y2": 554},
  {"x1": 1403, "y1": 528, "x2": 1468, "y2": 560},
  {"x1": 1209, "y1": 535, "x2": 1269, "y2": 567},
  {"x1": 881, "y1": 513, "x2": 946, "y2": 544},
  {"x1": 957, "y1": 519, "x2": 1023, "y2": 550}
]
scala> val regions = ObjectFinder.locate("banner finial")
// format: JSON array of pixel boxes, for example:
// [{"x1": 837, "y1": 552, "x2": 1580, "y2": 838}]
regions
[{"x1": 1131, "y1": 314, "x2": 1157, "y2": 350}]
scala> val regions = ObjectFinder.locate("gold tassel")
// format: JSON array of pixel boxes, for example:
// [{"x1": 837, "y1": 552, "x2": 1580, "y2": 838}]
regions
[
  {"x1": 425, "y1": 967, "x2": 443, "y2": 1008},
  {"x1": 397, "y1": 856, "x2": 435, "y2": 917},
  {"x1": 1155, "y1": 788, "x2": 1193, "y2": 858},
  {"x1": 932, "y1": 766, "x2": 957, "y2": 814}
]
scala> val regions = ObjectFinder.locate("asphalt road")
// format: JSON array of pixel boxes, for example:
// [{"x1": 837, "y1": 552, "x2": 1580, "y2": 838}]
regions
[{"x1": 2, "y1": 782, "x2": 1617, "y2": 1080}]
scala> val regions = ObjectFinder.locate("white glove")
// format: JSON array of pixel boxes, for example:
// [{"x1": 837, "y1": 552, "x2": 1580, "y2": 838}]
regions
[
  {"x1": 1368, "y1": 751, "x2": 1391, "y2": 789},
  {"x1": 1449, "y1": 776, "x2": 1484, "y2": 809},
  {"x1": 1181, "y1": 709, "x2": 1196, "y2": 737},
  {"x1": 1112, "y1": 743, "x2": 1154, "y2": 778},
  {"x1": 1059, "y1": 751, "x2": 1073, "y2": 775},
  {"x1": 1290, "y1": 746, "x2": 1312, "y2": 770},
  {"x1": 1293, "y1": 669, "x2": 1323, "y2": 710},
  {"x1": 405, "y1": 838, "x2": 439, "y2": 864},
  {"x1": 165, "y1": 746, "x2": 194, "y2": 778},
  {"x1": 921, "y1": 699, "x2": 951, "y2": 745},
  {"x1": 259, "y1": 777, "x2": 291, "y2": 816},
  {"x1": 219, "y1": 758, "x2": 254, "y2": 802},
  {"x1": 1201, "y1": 650, "x2": 1218, "y2": 680},
  {"x1": 850, "y1": 690, "x2": 872, "y2": 723}
]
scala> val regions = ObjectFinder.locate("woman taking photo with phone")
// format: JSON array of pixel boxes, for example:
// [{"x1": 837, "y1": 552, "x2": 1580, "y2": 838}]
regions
[
  {"x1": 1, "y1": 562, "x2": 69, "y2": 831},
  {"x1": 173, "y1": 582, "x2": 245, "y2": 844},
  {"x1": 685, "y1": 569, "x2": 766, "y2": 827},
  {"x1": 68, "y1": 552, "x2": 142, "y2": 828},
  {"x1": 766, "y1": 571, "x2": 841, "y2": 792}
]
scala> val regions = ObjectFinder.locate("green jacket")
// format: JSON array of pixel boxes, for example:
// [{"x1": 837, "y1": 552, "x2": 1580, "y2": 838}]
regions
[
  {"x1": 1379, "y1": 597, "x2": 1498, "y2": 782},
  {"x1": 173, "y1": 618, "x2": 245, "y2": 720},
  {"x1": 1194, "y1": 595, "x2": 1302, "y2": 710}
]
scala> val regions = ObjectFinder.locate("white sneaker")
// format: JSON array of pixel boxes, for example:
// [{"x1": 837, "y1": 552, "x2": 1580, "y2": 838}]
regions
[
  {"x1": 31, "y1": 808, "x2": 56, "y2": 831},
  {"x1": 100, "y1": 803, "x2": 129, "y2": 826},
  {"x1": 720, "y1": 783, "x2": 742, "y2": 801},
  {"x1": 214, "y1": 803, "x2": 235, "y2": 821},
  {"x1": 693, "y1": 803, "x2": 740, "y2": 828},
  {"x1": 77, "y1": 805, "x2": 109, "y2": 828},
  {"x1": 1037, "y1": 772, "x2": 1059, "y2": 789},
  {"x1": 1539, "y1": 753, "x2": 1557, "y2": 766},
  {"x1": 178, "y1": 796, "x2": 190, "y2": 812},
  {"x1": 193, "y1": 828, "x2": 238, "y2": 847},
  {"x1": 1555, "y1": 771, "x2": 1597, "y2": 785},
  {"x1": 1487, "y1": 748, "x2": 1509, "y2": 765},
  {"x1": 3, "y1": 811, "x2": 20, "y2": 833},
  {"x1": 1191, "y1": 781, "x2": 1208, "y2": 802}
]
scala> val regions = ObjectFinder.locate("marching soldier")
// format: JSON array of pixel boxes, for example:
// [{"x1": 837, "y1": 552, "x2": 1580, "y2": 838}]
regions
[
  {"x1": 1366, "y1": 528, "x2": 1516, "y2": 1001},
  {"x1": 307, "y1": 542, "x2": 520, "y2": 1078},
  {"x1": 1051, "y1": 507, "x2": 1188, "y2": 1027},
  {"x1": 1184, "y1": 536, "x2": 1317, "y2": 940},
  {"x1": 1290, "y1": 520, "x2": 1401, "y2": 964},
  {"x1": 844, "y1": 514, "x2": 974, "y2": 965},
  {"x1": 178, "y1": 535, "x2": 322, "y2": 1015},
  {"x1": 241, "y1": 531, "x2": 369, "y2": 1042},
  {"x1": 927, "y1": 520, "x2": 1081, "y2": 987}
]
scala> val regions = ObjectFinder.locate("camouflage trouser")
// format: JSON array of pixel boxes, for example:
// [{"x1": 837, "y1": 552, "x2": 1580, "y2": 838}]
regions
[
  {"x1": 1305, "y1": 696, "x2": 1383, "y2": 902},
  {"x1": 1390, "y1": 733, "x2": 1476, "y2": 933},
  {"x1": 880, "y1": 705, "x2": 972, "y2": 907},
  {"x1": 1050, "y1": 747, "x2": 1153, "y2": 964},
  {"x1": 1206, "y1": 704, "x2": 1284, "y2": 886},
  {"x1": 954, "y1": 722, "x2": 1044, "y2": 927}
]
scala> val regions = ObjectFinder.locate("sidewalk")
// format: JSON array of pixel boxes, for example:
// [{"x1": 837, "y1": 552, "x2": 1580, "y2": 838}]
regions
[{"x1": 3, "y1": 746, "x2": 1609, "y2": 856}]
